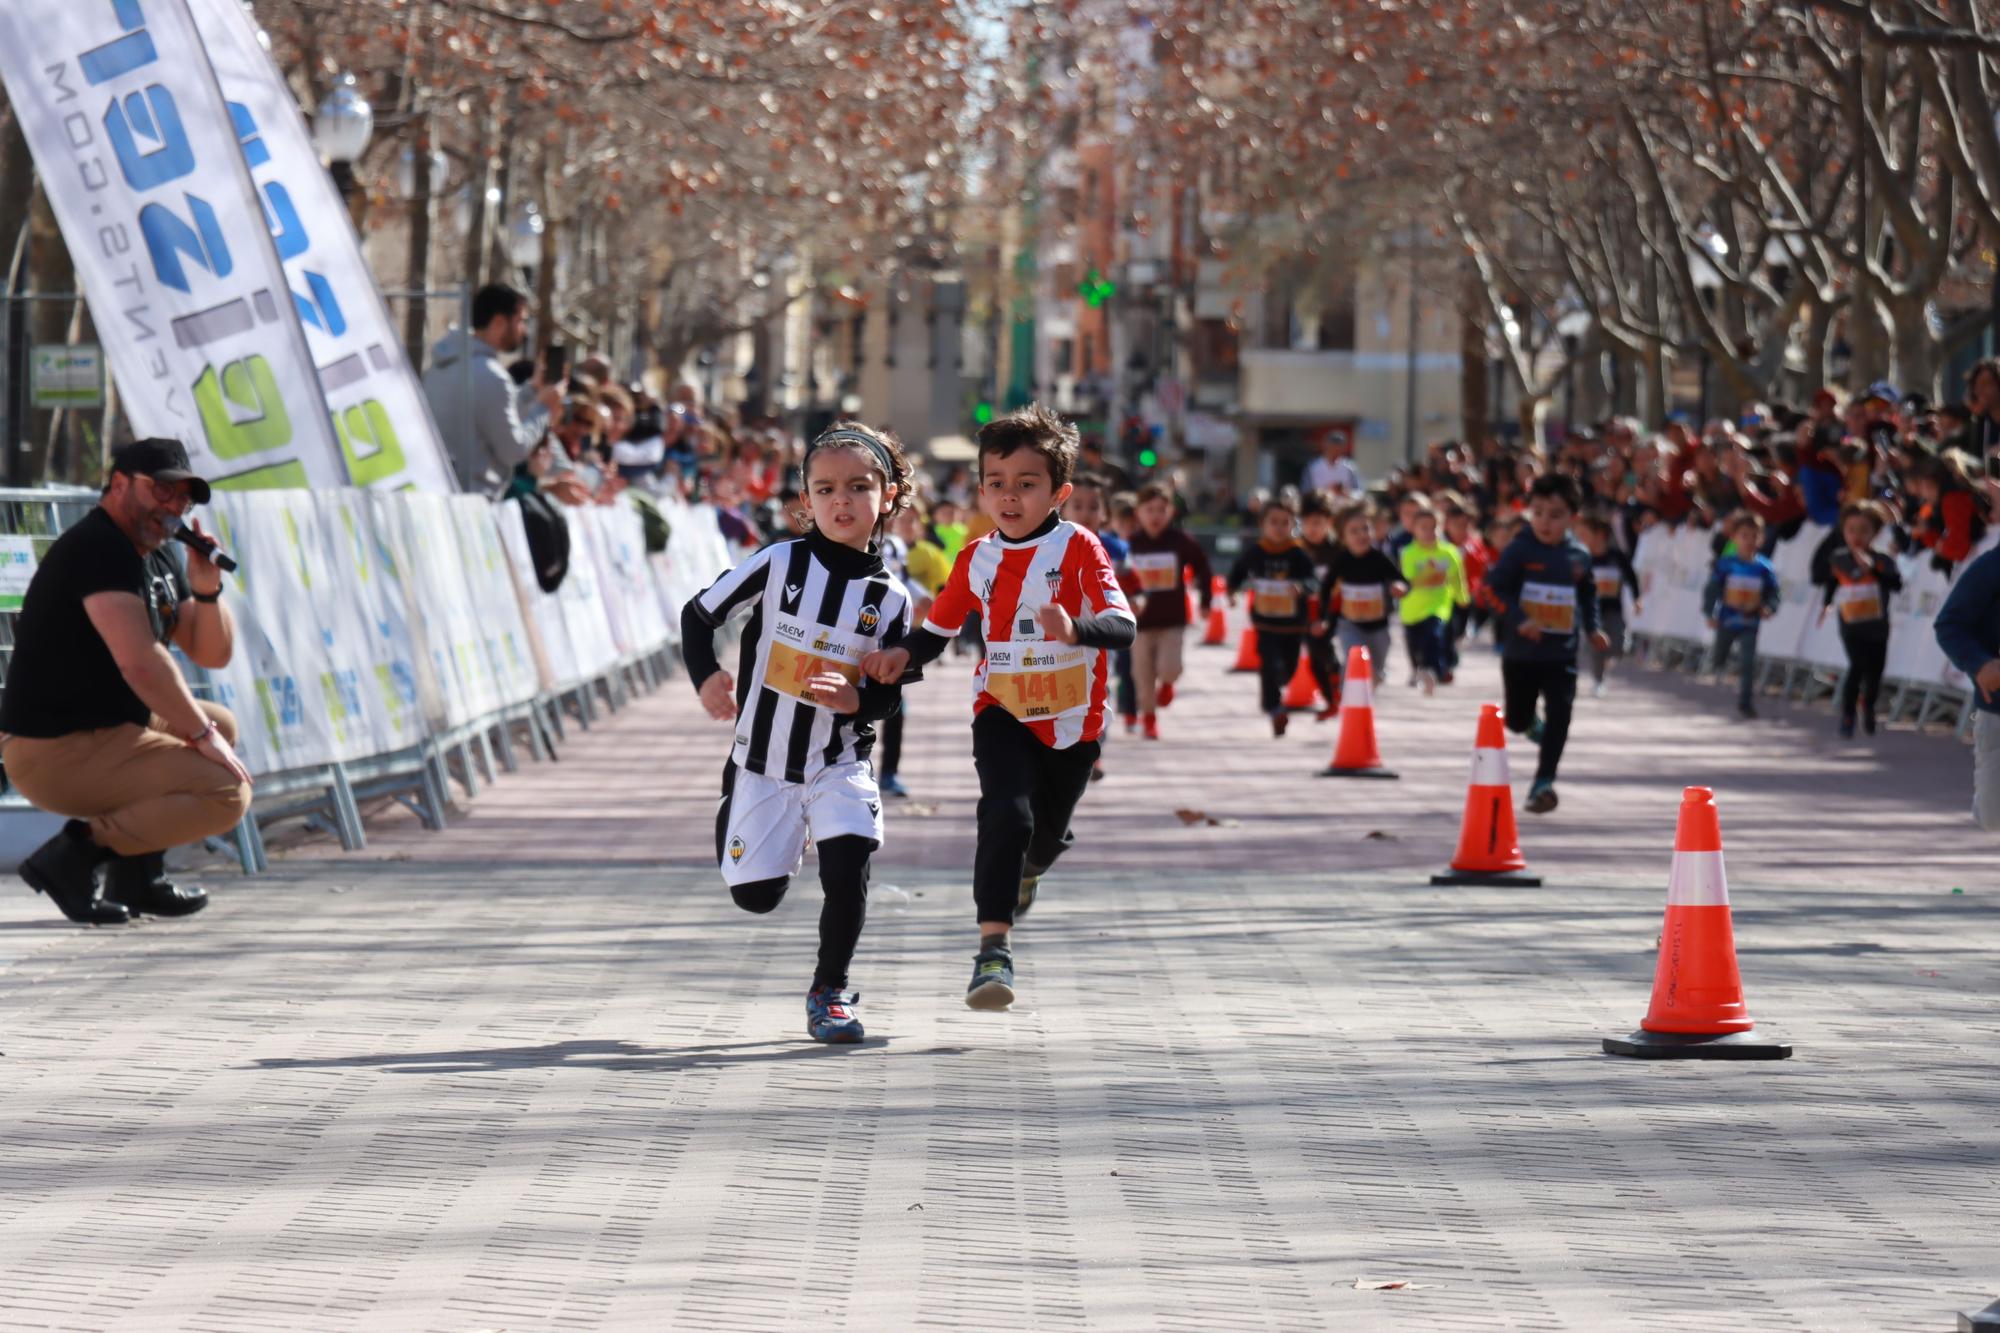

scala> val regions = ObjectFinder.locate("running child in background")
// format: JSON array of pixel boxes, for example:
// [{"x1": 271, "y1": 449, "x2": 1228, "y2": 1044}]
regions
[
  {"x1": 874, "y1": 503, "x2": 951, "y2": 799},
  {"x1": 1398, "y1": 496, "x2": 1468, "y2": 694},
  {"x1": 1819, "y1": 500, "x2": 1903, "y2": 738},
  {"x1": 1227, "y1": 490, "x2": 1319, "y2": 736},
  {"x1": 1704, "y1": 512, "x2": 1780, "y2": 719},
  {"x1": 682, "y1": 423, "x2": 918, "y2": 1044},
  {"x1": 1386, "y1": 493, "x2": 1422, "y2": 561},
  {"x1": 1297, "y1": 490, "x2": 1344, "y2": 718},
  {"x1": 1107, "y1": 491, "x2": 1141, "y2": 731},
  {"x1": 1065, "y1": 472, "x2": 1125, "y2": 779},
  {"x1": 1441, "y1": 495, "x2": 1489, "y2": 682},
  {"x1": 1322, "y1": 502, "x2": 1406, "y2": 686},
  {"x1": 1485, "y1": 474, "x2": 1610, "y2": 815},
  {"x1": 1124, "y1": 481, "x2": 1213, "y2": 740},
  {"x1": 860, "y1": 405, "x2": 1136, "y2": 1011},
  {"x1": 1578, "y1": 513, "x2": 1641, "y2": 698}
]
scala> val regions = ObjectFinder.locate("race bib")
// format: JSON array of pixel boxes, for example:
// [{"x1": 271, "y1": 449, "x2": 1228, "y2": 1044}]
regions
[
  {"x1": 1252, "y1": 579, "x2": 1299, "y2": 619},
  {"x1": 1520, "y1": 581, "x2": 1576, "y2": 635},
  {"x1": 1724, "y1": 573, "x2": 1764, "y2": 613},
  {"x1": 1594, "y1": 565, "x2": 1623, "y2": 600},
  {"x1": 1131, "y1": 551, "x2": 1178, "y2": 592},
  {"x1": 986, "y1": 641, "x2": 1091, "y2": 721},
  {"x1": 1338, "y1": 581, "x2": 1385, "y2": 622},
  {"x1": 1835, "y1": 581, "x2": 1883, "y2": 624},
  {"x1": 1413, "y1": 558, "x2": 1449, "y2": 589},
  {"x1": 763, "y1": 614, "x2": 866, "y2": 708}
]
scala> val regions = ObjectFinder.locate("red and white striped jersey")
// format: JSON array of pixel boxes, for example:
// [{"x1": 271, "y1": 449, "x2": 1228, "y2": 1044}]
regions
[{"x1": 923, "y1": 519, "x2": 1134, "y2": 749}]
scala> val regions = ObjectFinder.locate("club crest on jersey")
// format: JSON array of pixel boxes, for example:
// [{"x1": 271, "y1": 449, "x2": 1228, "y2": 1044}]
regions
[
  {"x1": 1045, "y1": 568, "x2": 1062, "y2": 596},
  {"x1": 728, "y1": 836, "x2": 746, "y2": 863},
  {"x1": 857, "y1": 604, "x2": 880, "y2": 635}
]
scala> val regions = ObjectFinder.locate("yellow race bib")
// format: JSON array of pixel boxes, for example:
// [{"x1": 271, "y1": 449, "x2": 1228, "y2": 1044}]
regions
[
  {"x1": 1130, "y1": 551, "x2": 1179, "y2": 593},
  {"x1": 1520, "y1": 582, "x2": 1576, "y2": 634},
  {"x1": 986, "y1": 642, "x2": 1091, "y2": 721},
  {"x1": 1252, "y1": 579, "x2": 1299, "y2": 619},
  {"x1": 763, "y1": 616, "x2": 866, "y2": 707}
]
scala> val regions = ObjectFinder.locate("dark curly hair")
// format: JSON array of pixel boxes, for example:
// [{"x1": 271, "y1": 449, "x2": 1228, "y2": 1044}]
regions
[{"x1": 800, "y1": 421, "x2": 916, "y2": 532}]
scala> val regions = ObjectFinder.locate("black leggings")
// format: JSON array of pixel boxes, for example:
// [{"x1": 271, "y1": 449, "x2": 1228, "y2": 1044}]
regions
[
  {"x1": 1839, "y1": 631, "x2": 1889, "y2": 722},
  {"x1": 1501, "y1": 657, "x2": 1578, "y2": 786},
  {"x1": 878, "y1": 702, "x2": 904, "y2": 781},
  {"x1": 1256, "y1": 630, "x2": 1302, "y2": 713},
  {"x1": 1305, "y1": 632, "x2": 1341, "y2": 704},
  {"x1": 715, "y1": 789, "x2": 873, "y2": 991},
  {"x1": 971, "y1": 707, "x2": 1099, "y2": 926}
]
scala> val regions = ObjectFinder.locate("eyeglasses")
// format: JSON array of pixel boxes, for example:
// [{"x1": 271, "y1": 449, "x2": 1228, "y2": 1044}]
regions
[{"x1": 145, "y1": 476, "x2": 194, "y2": 513}]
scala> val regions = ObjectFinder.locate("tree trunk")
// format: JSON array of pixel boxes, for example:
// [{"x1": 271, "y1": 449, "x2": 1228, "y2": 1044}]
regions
[
  {"x1": 1517, "y1": 392, "x2": 1549, "y2": 453},
  {"x1": 1801, "y1": 297, "x2": 1835, "y2": 395},
  {"x1": 1458, "y1": 308, "x2": 1488, "y2": 448},
  {"x1": 1887, "y1": 293, "x2": 1937, "y2": 401},
  {"x1": 0, "y1": 112, "x2": 32, "y2": 286},
  {"x1": 1639, "y1": 340, "x2": 1667, "y2": 425}
]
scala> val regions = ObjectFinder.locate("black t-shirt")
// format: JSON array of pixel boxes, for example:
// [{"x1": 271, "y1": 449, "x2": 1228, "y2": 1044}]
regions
[{"x1": 0, "y1": 507, "x2": 188, "y2": 737}]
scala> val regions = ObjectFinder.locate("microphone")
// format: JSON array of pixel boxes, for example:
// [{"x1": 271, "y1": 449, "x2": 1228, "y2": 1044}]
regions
[{"x1": 174, "y1": 522, "x2": 239, "y2": 574}]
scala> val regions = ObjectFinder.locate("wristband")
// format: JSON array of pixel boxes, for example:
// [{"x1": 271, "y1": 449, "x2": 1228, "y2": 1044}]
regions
[
  {"x1": 185, "y1": 720, "x2": 217, "y2": 746},
  {"x1": 192, "y1": 589, "x2": 221, "y2": 603}
]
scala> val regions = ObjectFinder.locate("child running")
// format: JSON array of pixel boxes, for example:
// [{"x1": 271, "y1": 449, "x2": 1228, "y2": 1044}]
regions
[
  {"x1": 1065, "y1": 472, "x2": 1126, "y2": 779},
  {"x1": 682, "y1": 423, "x2": 918, "y2": 1044},
  {"x1": 1398, "y1": 496, "x2": 1467, "y2": 693},
  {"x1": 1226, "y1": 490, "x2": 1319, "y2": 736},
  {"x1": 1703, "y1": 512, "x2": 1780, "y2": 719},
  {"x1": 1297, "y1": 490, "x2": 1344, "y2": 716},
  {"x1": 860, "y1": 405, "x2": 1136, "y2": 1010},
  {"x1": 1321, "y1": 502, "x2": 1406, "y2": 686},
  {"x1": 1818, "y1": 500, "x2": 1903, "y2": 737},
  {"x1": 1441, "y1": 495, "x2": 1486, "y2": 682},
  {"x1": 1578, "y1": 513, "x2": 1641, "y2": 697},
  {"x1": 1485, "y1": 475, "x2": 1610, "y2": 814},
  {"x1": 1107, "y1": 491, "x2": 1142, "y2": 730},
  {"x1": 1122, "y1": 481, "x2": 1212, "y2": 739}
]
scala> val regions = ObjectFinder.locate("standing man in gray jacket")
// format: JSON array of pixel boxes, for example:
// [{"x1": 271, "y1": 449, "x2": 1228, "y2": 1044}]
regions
[{"x1": 423, "y1": 283, "x2": 565, "y2": 492}]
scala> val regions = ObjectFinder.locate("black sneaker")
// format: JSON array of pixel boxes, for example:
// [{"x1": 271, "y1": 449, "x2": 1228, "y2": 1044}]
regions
[
  {"x1": 1016, "y1": 860, "x2": 1050, "y2": 919},
  {"x1": 1524, "y1": 781, "x2": 1558, "y2": 815},
  {"x1": 1738, "y1": 702, "x2": 1758, "y2": 719},
  {"x1": 965, "y1": 946, "x2": 1016, "y2": 1010}
]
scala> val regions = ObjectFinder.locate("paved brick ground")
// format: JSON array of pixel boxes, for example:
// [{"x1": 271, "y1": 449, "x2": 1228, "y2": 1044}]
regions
[{"x1": 2, "y1": 618, "x2": 1996, "y2": 1331}]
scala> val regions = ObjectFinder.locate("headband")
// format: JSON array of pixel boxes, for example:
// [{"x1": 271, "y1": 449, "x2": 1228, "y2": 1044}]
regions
[{"x1": 807, "y1": 428, "x2": 896, "y2": 481}]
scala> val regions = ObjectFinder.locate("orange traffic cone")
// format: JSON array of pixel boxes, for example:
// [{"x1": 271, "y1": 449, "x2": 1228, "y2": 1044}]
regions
[
  {"x1": 1201, "y1": 576, "x2": 1229, "y2": 645},
  {"x1": 1317, "y1": 645, "x2": 1397, "y2": 779},
  {"x1": 1431, "y1": 705, "x2": 1540, "y2": 886},
  {"x1": 1281, "y1": 648, "x2": 1319, "y2": 709},
  {"x1": 1230, "y1": 625, "x2": 1261, "y2": 673},
  {"x1": 1184, "y1": 568, "x2": 1199, "y2": 625},
  {"x1": 1603, "y1": 787, "x2": 1791, "y2": 1059}
]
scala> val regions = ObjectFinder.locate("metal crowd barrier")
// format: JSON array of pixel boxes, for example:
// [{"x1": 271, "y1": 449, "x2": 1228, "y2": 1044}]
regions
[{"x1": 1, "y1": 487, "x2": 697, "y2": 875}]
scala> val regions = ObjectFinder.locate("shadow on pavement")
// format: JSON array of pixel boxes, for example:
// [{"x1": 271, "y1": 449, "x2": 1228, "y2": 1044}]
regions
[{"x1": 245, "y1": 1036, "x2": 971, "y2": 1074}]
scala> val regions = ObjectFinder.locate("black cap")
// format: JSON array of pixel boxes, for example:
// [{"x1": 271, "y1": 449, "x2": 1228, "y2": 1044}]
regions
[{"x1": 111, "y1": 438, "x2": 211, "y2": 504}]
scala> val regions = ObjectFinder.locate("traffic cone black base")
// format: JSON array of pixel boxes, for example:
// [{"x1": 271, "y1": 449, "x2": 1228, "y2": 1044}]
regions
[
  {"x1": 1429, "y1": 869, "x2": 1542, "y2": 887},
  {"x1": 1316, "y1": 766, "x2": 1399, "y2": 780},
  {"x1": 1601, "y1": 1029, "x2": 1792, "y2": 1060}
]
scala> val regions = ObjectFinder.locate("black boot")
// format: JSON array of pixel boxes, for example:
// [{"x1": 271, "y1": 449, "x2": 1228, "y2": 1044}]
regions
[
  {"x1": 20, "y1": 820, "x2": 126, "y2": 925},
  {"x1": 103, "y1": 851, "x2": 208, "y2": 918}
]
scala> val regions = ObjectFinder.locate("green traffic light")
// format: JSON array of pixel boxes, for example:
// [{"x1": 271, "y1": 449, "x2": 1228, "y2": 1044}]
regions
[
  {"x1": 1138, "y1": 448, "x2": 1158, "y2": 468},
  {"x1": 1077, "y1": 268, "x2": 1116, "y2": 309},
  {"x1": 974, "y1": 402, "x2": 994, "y2": 425}
]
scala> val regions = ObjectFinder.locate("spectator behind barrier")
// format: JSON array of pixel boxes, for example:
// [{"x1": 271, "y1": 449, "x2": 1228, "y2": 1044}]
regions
[
  {"x1": 0, "y1": 440, "x2": 253, "y2": 927},
  {"x1": 423, "y1": 283, "x2": 566, "y2": 492}
]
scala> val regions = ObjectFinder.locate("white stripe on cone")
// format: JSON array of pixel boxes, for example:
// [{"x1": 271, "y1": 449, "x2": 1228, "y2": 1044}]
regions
[
  {"x1": 1345, "y1": 670, "x2": 1374, "y2": 710},
  {"x1": 1665, "y1": 850, "x2": 1730, "y2": 907},
  {"x1": 1469, "y1": 748, "x2": 1510, "y2": 787}
]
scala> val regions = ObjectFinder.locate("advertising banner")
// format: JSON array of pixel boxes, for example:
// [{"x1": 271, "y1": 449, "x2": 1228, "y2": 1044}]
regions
[
  {"x1": 185, "y1": 0, "x2": 456, "y2": 492},
  {"x1": 0, "y1": 0, "x2": 344, "y2": 488}
]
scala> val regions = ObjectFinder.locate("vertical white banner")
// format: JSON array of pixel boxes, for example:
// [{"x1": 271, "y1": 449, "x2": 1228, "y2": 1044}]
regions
[
  {"x1": 0, "y1": 0, "x2": 344, "y2": 488},
  {"x1": 186, "y1": 0, "x2": 457, "y2": 492}
]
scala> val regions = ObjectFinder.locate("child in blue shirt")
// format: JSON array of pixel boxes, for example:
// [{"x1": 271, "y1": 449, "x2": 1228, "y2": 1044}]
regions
[
  {"x1": 1703, "y1": 512, "x2": 1781, "y2": 718},
  {"x1": 1484, "y1": 475, "x2": 1609, "y2": 814}
]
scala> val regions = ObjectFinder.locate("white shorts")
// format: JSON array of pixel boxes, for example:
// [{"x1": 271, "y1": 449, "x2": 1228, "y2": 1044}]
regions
[{"x1": 718, "y1": 761, "x2": 884, "y2": 887}]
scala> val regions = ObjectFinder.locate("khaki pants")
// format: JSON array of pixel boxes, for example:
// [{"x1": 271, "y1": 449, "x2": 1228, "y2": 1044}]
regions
[
  {"x1": 3, "y1": 702, "x2": 250, "y2": 855},
  {"x1": 1131, "y1": 626, "x2": 1185, "y2": 714}
]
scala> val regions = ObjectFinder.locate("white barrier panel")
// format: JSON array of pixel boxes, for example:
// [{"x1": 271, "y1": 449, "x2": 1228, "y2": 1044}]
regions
[
  {"x1": 653, "y1": 497, "x2": 736, "y2": 633},
  {"x1": 189, "y1": 489, "x2": 703, "y2": 776},
  {"x1": 1631, "y1": 519, "x2": 1998, "y2": 694}
]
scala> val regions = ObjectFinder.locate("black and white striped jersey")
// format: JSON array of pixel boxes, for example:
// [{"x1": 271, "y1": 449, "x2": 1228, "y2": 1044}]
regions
[{"x1": 688, "y1": 530, "x2": 914, "y2": 783}]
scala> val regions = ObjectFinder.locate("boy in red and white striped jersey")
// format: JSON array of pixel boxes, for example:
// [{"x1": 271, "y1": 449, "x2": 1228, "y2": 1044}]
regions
[{"x1": 862, "y1": 405, "x2": 1137, "y2": 1010}]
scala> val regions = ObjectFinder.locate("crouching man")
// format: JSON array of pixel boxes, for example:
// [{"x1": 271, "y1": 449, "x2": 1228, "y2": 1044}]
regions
[{"x1": 2, "y1": 440, "x2": 252, "y2": 924}]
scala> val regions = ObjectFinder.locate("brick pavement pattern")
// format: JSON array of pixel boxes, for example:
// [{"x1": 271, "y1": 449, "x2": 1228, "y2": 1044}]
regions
[{"x1": 2, "y1": 627, "x2": 1997, "y2": 1331}]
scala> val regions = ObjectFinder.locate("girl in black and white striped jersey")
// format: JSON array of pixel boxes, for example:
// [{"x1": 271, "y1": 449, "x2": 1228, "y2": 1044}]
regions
[{"x1": 681, "y1": 424, "x2": 917, "y2": 1044}]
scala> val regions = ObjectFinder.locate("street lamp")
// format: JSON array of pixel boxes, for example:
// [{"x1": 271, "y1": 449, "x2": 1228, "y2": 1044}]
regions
[
  {"x1": 507, "y1": 203, "x2": 545, "y2": 274},
  {"x1": 1556, "y1": 309, "x2": 1592, "y2": 433},
  {"x1": 1690, "y1": 232, "x2": 1725, "y2": 421},
  {"x1": 313, "y1": 73, "x2": 373, "y2": 228}
]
